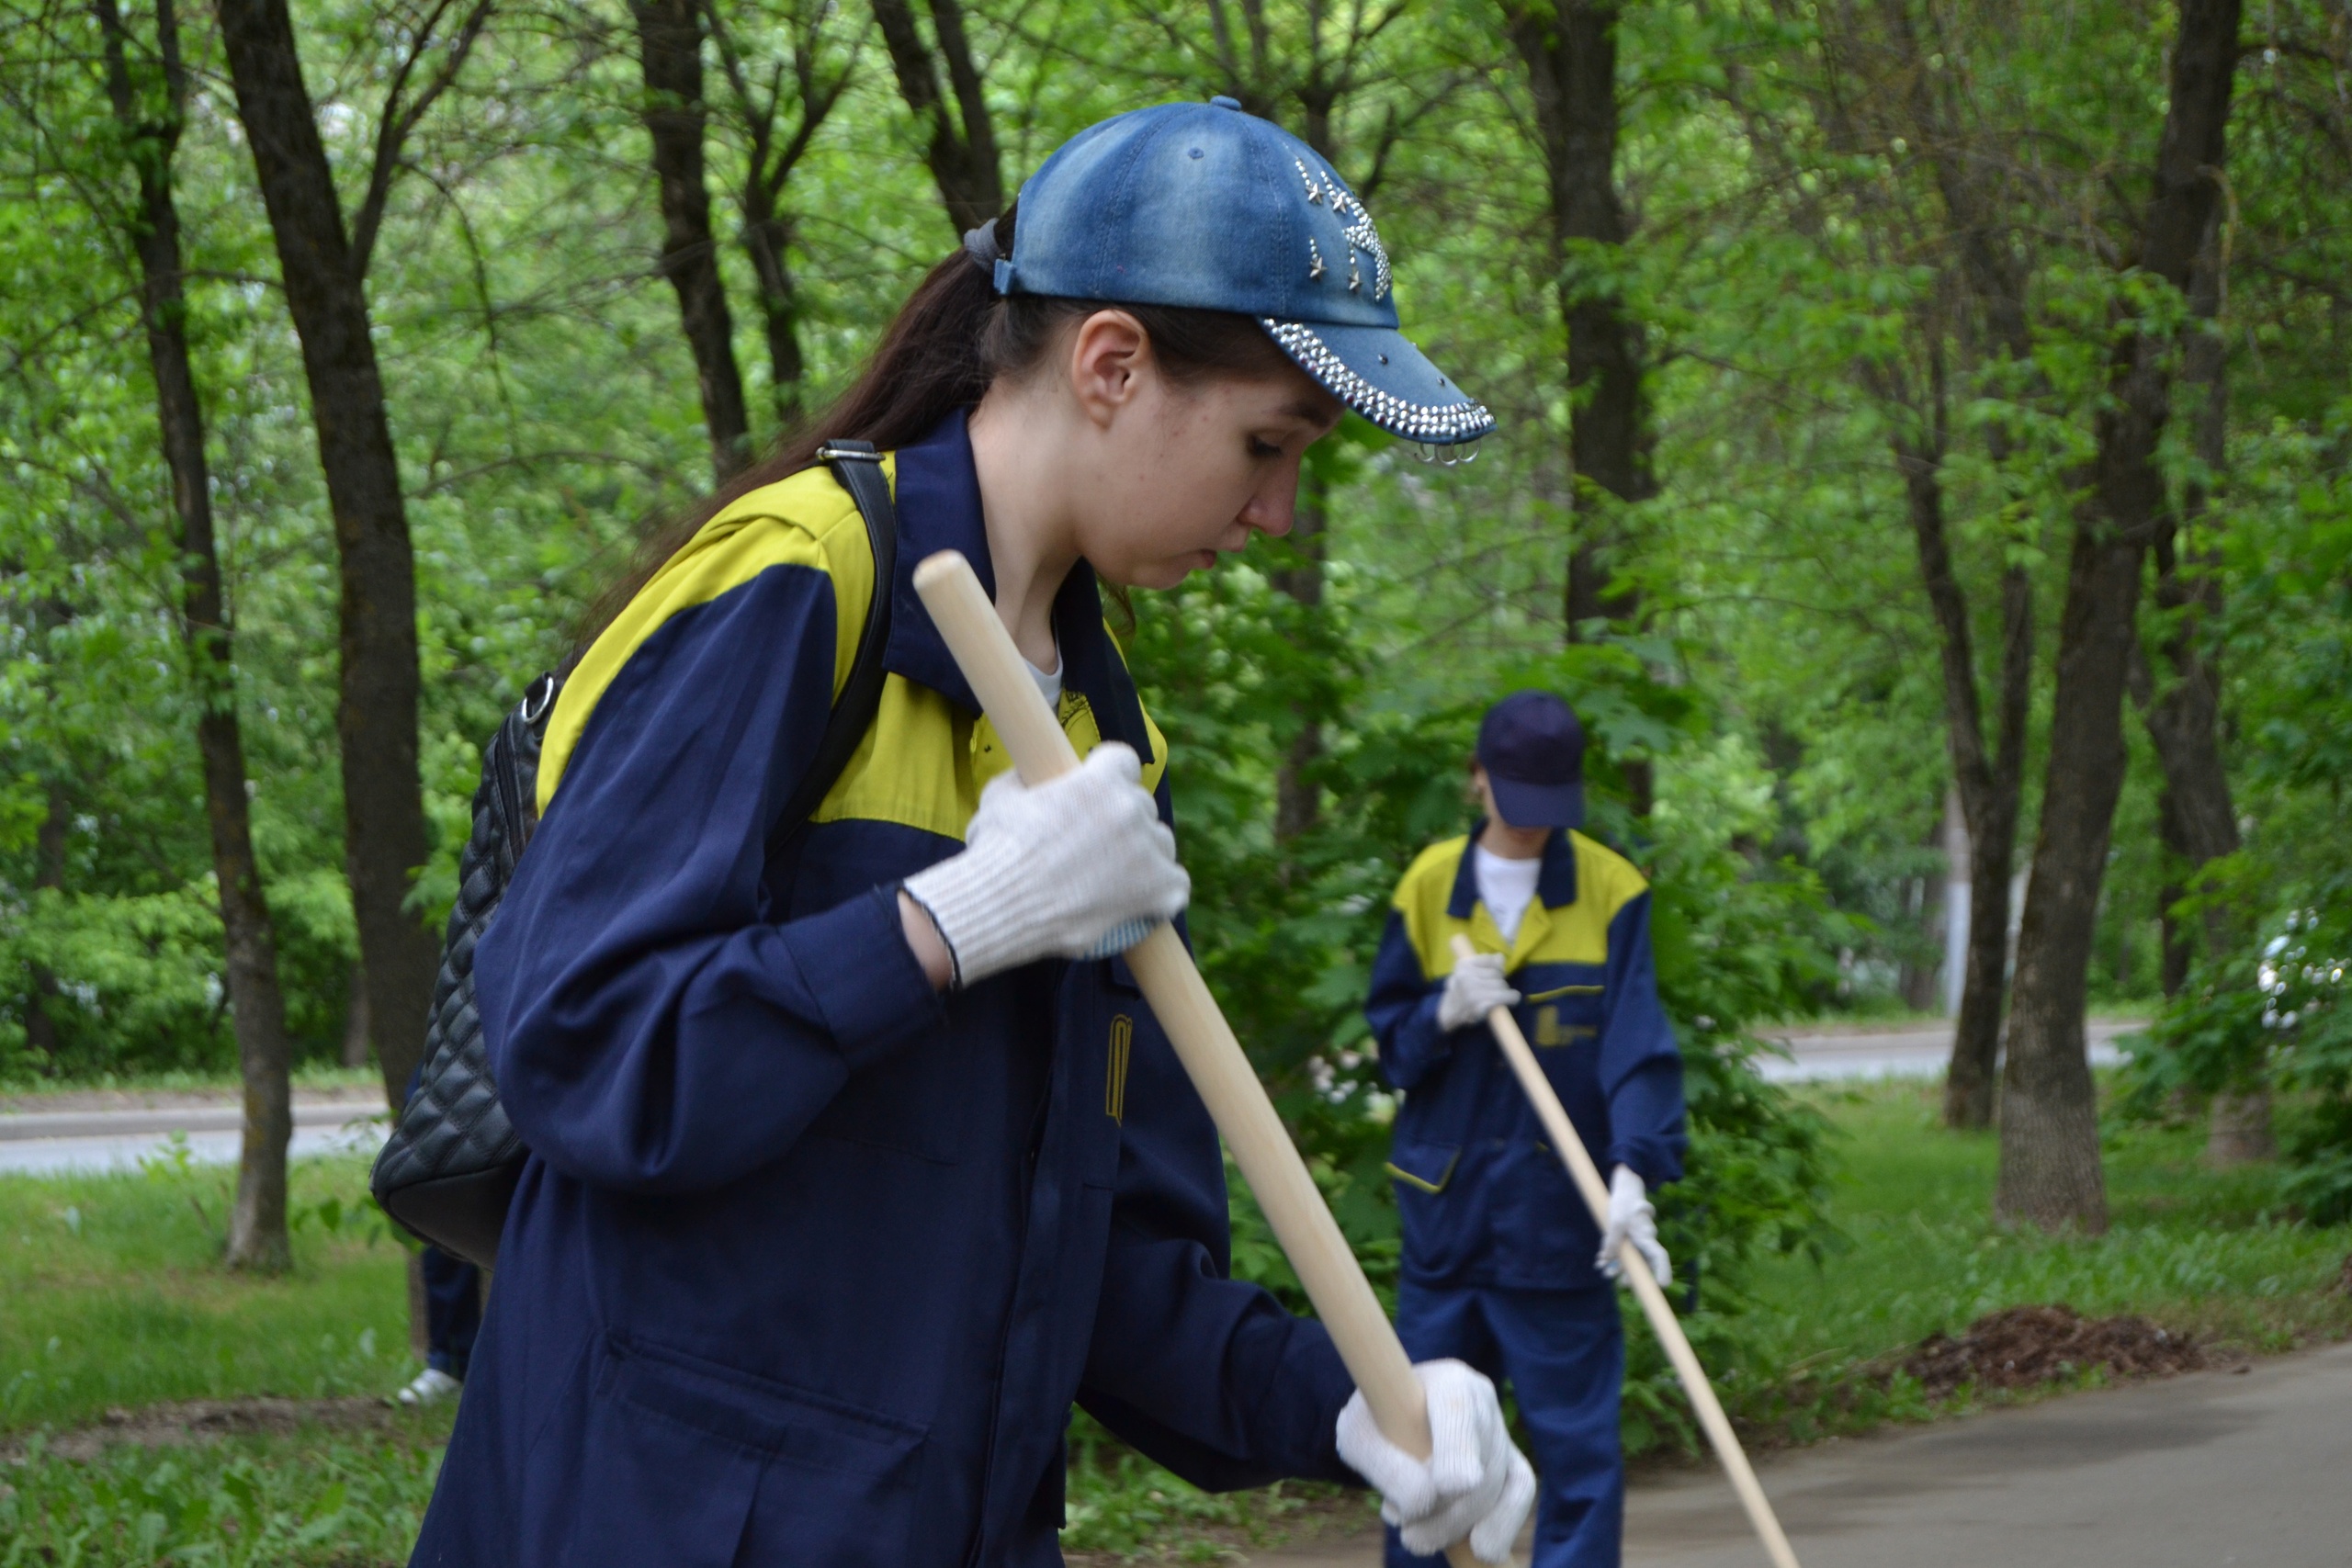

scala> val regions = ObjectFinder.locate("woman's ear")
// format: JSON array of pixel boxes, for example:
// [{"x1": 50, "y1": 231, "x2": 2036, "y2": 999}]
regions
[{"x1": 1067, "y1": 309, "x2": 1153, "y2": 429}]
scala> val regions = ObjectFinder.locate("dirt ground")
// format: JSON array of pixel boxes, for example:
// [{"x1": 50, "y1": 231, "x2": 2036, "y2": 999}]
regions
[
  {"x1": 1899, "y1": 1303, "x2": 2209, "y2": 1399},
  {"x1": 0, "y1": 1395, "x2": 408, "y2": 1463}
]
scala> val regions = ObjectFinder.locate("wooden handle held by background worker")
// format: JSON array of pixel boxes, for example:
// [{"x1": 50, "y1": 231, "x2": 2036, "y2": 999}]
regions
[
  {"x1": 1449, "y1": 934, "x2": 1802, "y2": 1568},
  {"x1": 915, "y1": 550, "x2": 1494, "y2": 1568}
]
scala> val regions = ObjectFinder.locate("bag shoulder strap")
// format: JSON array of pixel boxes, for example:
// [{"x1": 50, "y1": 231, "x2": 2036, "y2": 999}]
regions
[{"x1": 765, "y1": 440, "x2": 898, "y2": 858}]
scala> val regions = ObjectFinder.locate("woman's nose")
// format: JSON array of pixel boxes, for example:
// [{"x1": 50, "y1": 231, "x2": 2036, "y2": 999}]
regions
[{"x1": 1239, "y1": 478, "x2": 1297, "y2": 538}]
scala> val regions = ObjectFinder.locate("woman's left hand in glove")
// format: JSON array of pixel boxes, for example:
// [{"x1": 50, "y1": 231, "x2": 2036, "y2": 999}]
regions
[{"x1": 1335, "y1": 1359, "x2": 1536, "y2": 1562}]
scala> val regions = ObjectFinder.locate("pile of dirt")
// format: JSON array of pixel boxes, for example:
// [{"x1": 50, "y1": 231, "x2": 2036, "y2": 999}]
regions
[
  {"x1": 1, "y1": 1396, "x2": 407, "y2": 1464},
  {"x1": 1902, "y1": 1303, "x2": 2205, "y2": 1400}
]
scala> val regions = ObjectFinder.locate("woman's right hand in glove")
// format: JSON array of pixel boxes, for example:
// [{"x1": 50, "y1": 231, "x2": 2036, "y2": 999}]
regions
[
  {"x1": 899, "y1": 742, "x2": 1189, "y2": 989},
  {"x1": 1437, "y1": 952, "x2": 1520, "y2": 1032}
]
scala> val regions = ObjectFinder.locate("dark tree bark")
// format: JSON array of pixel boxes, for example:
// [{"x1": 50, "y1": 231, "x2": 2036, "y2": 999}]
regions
[
  {"x1": 2127, "y1": 223, "x2": 2271, "y2": 1163},
  {"x1": 24, "y1": 777, "x2": 69, "y2": 1070},
  {"x1": 869, "y1": 0, "x2": 1001, "y2": 232},
  {"x1": 216, "y1": 0, "x2": 482, "y2": 1111},
  {"x1": 99, "y1": 0, "x2": 298, "y2": 1270},
  {"x1": 634, "y1": 0, "x2": 752, "y2": 479},
  {"x1": 706, "y1": 0, "x2": 854, "y2": 428},
  {"x1": 1998, "y1": 0, "x2": 2244, "y2": 1231},
  {"x1": 1272, "y1": 474, "x2": 1327, "y2": 848},
  {"x1": 1901, "y1": 411, "x2": 2033, "y2": 1129},
  {"x1": 1868, "y1": 0, "x2": 2040, "y2": 1130},
  {"x1": 340, "y1": 957, "x2": 371, "y2": 1068},
  {"x1": 1505, "y1": 0, "x2": 1656, "y2": 816}
]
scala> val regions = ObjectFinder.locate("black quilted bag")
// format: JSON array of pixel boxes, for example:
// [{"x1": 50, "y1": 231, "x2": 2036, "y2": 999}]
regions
[{"x1": 369, "y1": 445, "x2": 899, "y2": 1267}]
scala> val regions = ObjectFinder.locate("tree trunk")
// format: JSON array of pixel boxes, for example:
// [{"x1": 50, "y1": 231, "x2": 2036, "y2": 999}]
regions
[
  {"x1": 741, "y1": 198, "x2": 805, "y2": 426},
  {"x1": 2131, "y1": 222, "x2": 2267, "y2": 1165},
  {"x1": 1895, "y1": 422, "x2": 2031, "y2": 1130},
  {"x1": 217, "y1": 0, "x2": 438, "y2": 1113},
  {"x1": 1506, "y1": 0, "x2": 1656, "y2": 817},
  {"x1": 1272, "y1": 471, "x2": 1326, "y2": 849},
  {"x1": 633, "y1": 0, "x2": 752, "y2": 480},
  {"x1": 23, "y1": 777, "x2": 69, "y2": 1070},
  {"x1": 341, "y1": 957, "x2": 372, "y2": 1068},
  {"x1": 101, "y1": 0, "x2": 296, "y2": 1271},
  {"x1": 1999, "y1": 0, "x2": 2243, "y2": 1232},
  {"x1": 870, "y1": 0, "x2": 1002, "y2": 231},
  {"x1": 1870, "y1": 0, "x2": 2041, "y2": 1131}
]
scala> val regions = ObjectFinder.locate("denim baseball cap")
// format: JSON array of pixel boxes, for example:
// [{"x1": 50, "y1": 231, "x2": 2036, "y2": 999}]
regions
[
  {"x1": 1477, "y1": 691, "x2": 1585, "y2": 829},
  {"x1": 994, "y1": 97, "x2": 1494, "y2": 450}
]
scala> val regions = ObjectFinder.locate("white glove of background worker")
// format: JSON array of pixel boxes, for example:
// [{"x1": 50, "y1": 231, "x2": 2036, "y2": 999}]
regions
[
  {"x1": 902, "y1": 742, "x2": 1187, "y2": 988},
  {"x1": 1598, "y1": 1164, "x2": 1672, "y2": 1289},
  {"x1": 1336, "y1": 1359, "x2": 1535, "y2": 1561},
  {"x1": 1437, "y1": 952, "x2": 1520, "y2": 1032}
]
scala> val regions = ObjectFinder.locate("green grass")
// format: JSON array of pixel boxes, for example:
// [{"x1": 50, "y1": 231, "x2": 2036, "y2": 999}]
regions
[
  {"x1": 4, "y1": 1085, "x2": 2348, "y2": 1562},
  {"x1": 0, "y1": 1416, "x2": 449, "y2": 1566},
  {"x1": 0, "y1": 1154, "x2": 415, "y2": 1432},
  {"x1": 1724, "y1": 1078, "x2": 2352, "y2": 1442}
]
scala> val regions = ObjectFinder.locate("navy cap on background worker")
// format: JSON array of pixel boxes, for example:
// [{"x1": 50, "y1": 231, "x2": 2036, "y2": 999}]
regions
[{"x1": 1365, "y1": 689, "x2": 1688, "y2": 1568}]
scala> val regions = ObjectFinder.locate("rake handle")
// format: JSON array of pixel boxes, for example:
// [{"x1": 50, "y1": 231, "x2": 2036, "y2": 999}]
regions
[
  {"x1": 914, "y1": 551, "x2": 1493, "y2": 1568},
  {"x1": 1450, "y1": 934, "x2": 1801, "y2": 1568}
]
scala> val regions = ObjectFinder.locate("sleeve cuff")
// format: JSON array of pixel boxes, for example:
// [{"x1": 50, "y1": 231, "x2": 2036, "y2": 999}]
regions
[
  {"x1": 1606, "y1": 1138, "x2": 1681, "y2": 1190},
  {"x1": 777, "y1": 886, "x2": 944, "y2": 1072}
]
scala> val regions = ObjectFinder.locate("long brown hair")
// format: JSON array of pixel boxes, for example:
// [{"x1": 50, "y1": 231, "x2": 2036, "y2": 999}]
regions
[{"x1": 578, "y1": 205, "x2": 1295, "y2": 649}]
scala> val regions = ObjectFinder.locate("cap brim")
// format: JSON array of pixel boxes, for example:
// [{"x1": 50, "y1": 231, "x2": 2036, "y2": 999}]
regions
[
  {"x1": 1489, "y1": 775, "x2": 1584, "y2": 830},
  {"x1": 1259, "y1": 320, "x2": 1495, "y2": 447}
]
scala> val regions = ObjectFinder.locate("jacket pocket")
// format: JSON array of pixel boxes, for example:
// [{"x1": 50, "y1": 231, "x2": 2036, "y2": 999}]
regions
[
  {"x1": 1387, "y1": 1142, "x2": 1476, "y2": 1280},
  {"x1": 558, "y1": 1334, "x2": 927, "y2": 1568}
]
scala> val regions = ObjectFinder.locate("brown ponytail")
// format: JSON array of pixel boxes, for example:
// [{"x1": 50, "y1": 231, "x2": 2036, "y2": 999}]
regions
[{"x1": 576, "y1": 206, "x2": 1292, "y2": 649}]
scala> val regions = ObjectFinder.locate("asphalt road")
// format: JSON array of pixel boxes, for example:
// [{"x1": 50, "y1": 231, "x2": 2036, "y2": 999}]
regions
[
  {"x1": 0, "y1": 1019, "x2": 2147, "y2": 1175},
  {"x1": 0, "y1": 1098, "x2": 387, "y2": 1175},
  {"x1": 1245, "y1": 1341, "x2": 2352, "y2": 1566},
  {"x1": 1751, "y1": 1016, "x2": 2144, "y2": 1084}
]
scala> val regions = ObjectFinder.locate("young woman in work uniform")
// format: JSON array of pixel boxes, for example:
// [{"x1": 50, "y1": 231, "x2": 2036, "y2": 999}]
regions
[
  {"x1": 1367, "y1": 692, "x2": 1687, "y2": 1568},
  {"x1": 410, "y1": 100, "x2": 1534, "y2": 1568}
]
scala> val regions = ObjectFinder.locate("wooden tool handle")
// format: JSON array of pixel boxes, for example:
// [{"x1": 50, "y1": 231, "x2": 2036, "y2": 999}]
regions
[
  {"x1": 915, "y1": 551, "x2": 1495, "y2": 1567},
  {"x1": 1450, "y1": 935, "x2": 1801, "y2": 1568}
]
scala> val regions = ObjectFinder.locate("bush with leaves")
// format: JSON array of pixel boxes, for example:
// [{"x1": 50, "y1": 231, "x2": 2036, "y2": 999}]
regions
[{"x1": 1129, "y1": 484, "x2": 1835, "y2": 1455}]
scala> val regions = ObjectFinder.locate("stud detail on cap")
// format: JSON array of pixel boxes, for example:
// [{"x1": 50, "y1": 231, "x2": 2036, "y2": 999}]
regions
[
  {"x1": 1306, "y1": 236, "x2": 1326, "y2": 281},
  {"x1": 1303, "y1": 169, "x2": 1392, "y2": 302},
  {"x1": 1260, "y1": 320, "x2": 1496, "y2": 445}
]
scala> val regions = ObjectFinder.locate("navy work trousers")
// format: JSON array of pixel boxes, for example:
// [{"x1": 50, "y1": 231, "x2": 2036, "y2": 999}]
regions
[
  {"x1": 1385, "y1": 1280, "x2": 1624, "y2": 1568},
  {"x1": 421, "y1": 1245, "x2": 481, "y2": 1381}
]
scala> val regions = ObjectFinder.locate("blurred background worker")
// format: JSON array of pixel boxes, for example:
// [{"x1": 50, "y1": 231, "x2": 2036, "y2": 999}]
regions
[
  {"x1": 396, "y1": 1243, "x2": 480, "y2": 1407},
  {"x1": 1365, "y1": 691, "x2": 1687, "y2": 1568}
]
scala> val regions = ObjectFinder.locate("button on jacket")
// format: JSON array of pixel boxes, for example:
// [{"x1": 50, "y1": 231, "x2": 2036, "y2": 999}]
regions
[
  {"x1": 1364, "y1": 827, "x2": 1686, "y2": 1292},
  {"x1": 410, "y1": 414, "x2": 1356, "y2": 1568}
]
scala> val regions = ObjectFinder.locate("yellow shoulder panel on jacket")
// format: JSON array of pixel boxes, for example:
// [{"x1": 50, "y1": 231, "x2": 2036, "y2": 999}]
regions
[
  {"x1": 536, "y1": 461, "x2": 886, "y2": 814},
  {"x1": 1568, "y1": 830, "x2": 1648, "y2": 924},
  {"x1": 1391, "y1": 836, "x2": 1471, "y2": 981}
]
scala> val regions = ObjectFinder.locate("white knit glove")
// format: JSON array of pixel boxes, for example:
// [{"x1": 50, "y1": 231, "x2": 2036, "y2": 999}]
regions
[
  {"x1": 1598, "y1": 1164, "x2": 1671, "y2": 1289},
  {"x1": 900, "y1": 743, "x2": 1188, "y2": 988},
  {"x1": 1437, "y1": 953, "x2": 1521, "y2": 1032},
  {"x1": 1335, "y1": 1359, "x2": 1535, "y2": 1562}
]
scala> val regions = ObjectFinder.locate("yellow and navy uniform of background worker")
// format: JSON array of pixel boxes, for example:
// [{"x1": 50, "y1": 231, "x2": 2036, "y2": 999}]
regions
[
  {"x1": 412, "y1": 413, "x2": 1358, "y2": 1568},
  {"x1": 1364, "y1": 693, "x2": 1685, "y2": 1568}
]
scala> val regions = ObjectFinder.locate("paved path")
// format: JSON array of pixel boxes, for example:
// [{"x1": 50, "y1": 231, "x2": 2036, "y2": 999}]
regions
[
  {"x1": 1240, "y1": 1342, "x2": 2352, "y2": 1565},
  {"x1": 0, "y1": 1097, "x2": 387, "y2": 1175},
  {"x1": 1752, "y1": 1017, "x2": 2144, "y2": 1084},
  {"x1": 0, "y1": 1018, "x2": 2148, "y2": 1175}
]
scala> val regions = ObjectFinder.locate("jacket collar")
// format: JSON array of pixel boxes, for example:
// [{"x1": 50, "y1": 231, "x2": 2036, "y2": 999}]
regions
[
  {"x1": 1446, "y1": 819, "x2": 1579, "y2": 918},
  {"x1": 884, "y1": 412, "x2": 1155, "y2": 763}
]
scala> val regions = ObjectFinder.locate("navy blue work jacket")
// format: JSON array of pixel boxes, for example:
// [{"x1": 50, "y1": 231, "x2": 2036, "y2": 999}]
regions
[
  {"x1": 1364, "y1": 826, "x2": 1686, "y2": 1292},
  {"x1": 410, "y1": 414, "x2": 1355, "y2": 1568}
]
